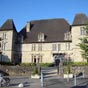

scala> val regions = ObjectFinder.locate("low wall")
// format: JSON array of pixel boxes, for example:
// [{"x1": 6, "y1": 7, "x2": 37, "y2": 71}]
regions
[
  {"x1": 0, "y1": 65, "x2": 32, "y2": 76},
  {"x1": 0, "y1": 65, "x2": 88, "y2": 76}
]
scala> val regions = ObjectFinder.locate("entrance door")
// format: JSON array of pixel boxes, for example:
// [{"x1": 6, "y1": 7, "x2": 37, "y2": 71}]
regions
[
  {"x1": 34, "y1": 58, "x2": 36, "y2": 63},
  {"x1": 54, "y1": 53, "x2": 65, "y2": 64}
]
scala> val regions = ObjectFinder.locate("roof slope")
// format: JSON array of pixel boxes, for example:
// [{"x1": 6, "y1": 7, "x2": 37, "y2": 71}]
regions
[
  {"x1": 21, "y1": 18, "x2": 70, "y2": 43},
  {"x1": 72, "y1": 13, "x2": 88, "y2": 26},
  {"x1": 0, "y1": 19, "x2": 17, "y2": 32}
]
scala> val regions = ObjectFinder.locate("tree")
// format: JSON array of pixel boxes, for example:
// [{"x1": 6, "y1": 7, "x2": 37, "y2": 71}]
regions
[{"x1": 78, "y1": 25, "x2": 88, "y2": 63}]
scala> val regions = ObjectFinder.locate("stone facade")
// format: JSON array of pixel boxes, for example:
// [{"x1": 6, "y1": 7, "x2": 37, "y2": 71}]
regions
[{"x1": 0, "y1": 13, "x2": 88, "y2": 64}]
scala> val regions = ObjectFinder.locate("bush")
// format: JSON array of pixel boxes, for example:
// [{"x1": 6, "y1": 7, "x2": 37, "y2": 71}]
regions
[
  {"x1": 63, "y1": 62, "x2": 73, "y2": 66},
  {"x1": 40, "y1": 63, "x2": 54, "y2": 67},
  {"x1": 72, "y1": 62, "x2": 88, "y2": 66},
  {"x1": 20, "y1": 63, "x2": 30, "y2": 66},
  {"x1": 0, "y1": 61, "x2": 14, "y2": 66},
  {"x1": 32, "y1": 66, "x2": 40, "y2": 75},
  {"x1": 63, "y1": 62, "x2": 88, "y2": 66}
]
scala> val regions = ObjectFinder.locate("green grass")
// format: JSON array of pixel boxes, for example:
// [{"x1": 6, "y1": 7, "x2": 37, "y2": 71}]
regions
[{"x1": 63, "y1": 62, "x2": 88, "y2": 66}]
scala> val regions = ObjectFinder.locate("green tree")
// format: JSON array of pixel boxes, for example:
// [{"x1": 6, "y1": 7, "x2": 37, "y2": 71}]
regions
[{"x1": 78, "y1": 25, "x2": 88, "y2": 63}]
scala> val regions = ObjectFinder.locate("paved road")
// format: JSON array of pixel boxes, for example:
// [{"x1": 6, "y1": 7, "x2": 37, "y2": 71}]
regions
[{"x1": 2, "y1": 67, "x2": 88, "y2": 88}]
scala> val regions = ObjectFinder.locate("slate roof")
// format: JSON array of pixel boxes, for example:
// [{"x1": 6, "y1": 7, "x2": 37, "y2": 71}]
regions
[
  {"x1": 72, "y1": 13, "x2": 88, "y2": 26},
  {"x1": 0, "y1": 19, "x2": 17, "y2": 32},
  {"x1": 20, "y1": 18, "x2": 70, "y2": 43}
]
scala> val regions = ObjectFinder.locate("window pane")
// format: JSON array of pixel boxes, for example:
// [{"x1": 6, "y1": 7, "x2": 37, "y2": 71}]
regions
[
  {"x1": 80, "y1": 27, "x2": 86, "y2": 35},
  {"x1": 58, "y1": 44, "x2": 61, "y2": 51},
  {"x1": 66, "y1": 43, "x2": 70, "y2": 50},
  {"x1": 32, "y1": 44, "x2": 36, "y2": 51},
  {"x1": 52, "y1": 44, "x2": 57, "y2": 51},
  {"x1": 38, "y1": 44, "x2": 42, "y2": 51}
]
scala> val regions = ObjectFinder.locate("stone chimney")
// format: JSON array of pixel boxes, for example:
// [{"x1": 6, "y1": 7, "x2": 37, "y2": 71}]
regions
[{"x1": 26, "y1": 22, "x2": 30, "y2": 32}]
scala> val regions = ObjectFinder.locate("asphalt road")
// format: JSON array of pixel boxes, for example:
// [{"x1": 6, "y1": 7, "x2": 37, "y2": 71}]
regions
[{"x1": 2, "y1": 67, "x2": 88, "y2": 88}]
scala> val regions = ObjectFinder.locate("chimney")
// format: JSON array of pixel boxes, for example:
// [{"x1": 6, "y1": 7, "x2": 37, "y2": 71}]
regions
[{"x1": 26, "y1": 22, "x2": 30, "y2": 32}]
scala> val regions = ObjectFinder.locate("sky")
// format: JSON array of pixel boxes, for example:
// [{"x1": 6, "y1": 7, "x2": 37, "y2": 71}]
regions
[{"x1": 0, "y1": 0, "x2": 88, "y2": 32}]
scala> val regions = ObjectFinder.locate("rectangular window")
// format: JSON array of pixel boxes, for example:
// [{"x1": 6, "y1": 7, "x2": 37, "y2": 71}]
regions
[
  {"x1": 80, "y1": 27, "x2": 86, "y2": 35},
  {"x1": 1, "y1": 42, "x2": 6, "y2": 51},
  {"x1": 3, "y1": 32, "x2": 7, "y2": 39},
  {"x1": 52, "y1": 44, "x2": 57, "y2": 51},
  {"x1": 31, "y1": 44, "x2": 36, "y2": 51},
  {"x1": 38, "y1": 44, "x2": 42, "y2": 51},
  {"x1": 58, "y1": 44, "x2": 61, "y2": 51},
  {"x1": 66, "y1": 43, "x2": 70, "y2": 50},
  {"x1": 38, "y1": 32, "x2": 44, "y2": 42}
]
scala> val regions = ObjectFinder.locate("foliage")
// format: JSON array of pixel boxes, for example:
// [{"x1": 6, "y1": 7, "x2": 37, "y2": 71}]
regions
[
  {"x1": 78, "y1": 25, "x2": 88, "y2": 63},
  {"x1": 65, "y1": 65, "x2": 71, "y2": 74},
  {"x1": 72, "y1": 62, "x2": 88, "y2": 66},
  {"x1": 20, "y1": 63, "x2": 30, "y2": 66},
  {"x1": 0, "y1": 61, "x2": 14, "y2": 66},
  {"x1": 63, "y1": 62, "x2": 88, "y2": 66},
  {"x1": 32, "y1": 66, "x2": 40, "y2": 75},
  {"x1": 40, "y1": 63, "x2": 54, "y2": 67},
  {"x1": 20, "y1": 63, "x2": 54, "y2": 67},
  {"x1": 63, "y1": 62, "x2": 73, "y2": 66}
]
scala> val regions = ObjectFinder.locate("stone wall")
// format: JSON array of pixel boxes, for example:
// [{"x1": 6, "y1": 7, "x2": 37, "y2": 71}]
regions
[
  {"x1": 0, "y1": 65, "x2": 32, "y2": 76},
  {"x1": 0, "y1": 65, "x2": 88, "y2": 76}
]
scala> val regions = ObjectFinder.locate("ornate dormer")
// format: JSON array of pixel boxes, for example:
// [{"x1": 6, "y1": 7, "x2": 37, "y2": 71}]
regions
[
  {"x1": 38, "y1": 32, "x2": 45, "y2": 42},
  {"x1": 64, "y1": 31, "x2": 72, "y2": 40}
]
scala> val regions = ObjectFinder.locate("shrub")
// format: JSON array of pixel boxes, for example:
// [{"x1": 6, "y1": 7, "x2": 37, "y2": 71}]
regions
[
  {"x1": 32, "y1": 66, "x2": 40, "y2": 75},
  {"x1": 40, "y1": 63, "x2": 54, "y2": 67},
  {"x1": 20, "y1": 63, "x2": 32, "y2": 66},
  {"x1": 63, "y1": 62, "x2": 88, "y2": 66},
  {"x1": 0, "y1": 61, "x2": 13, "y2": 66},
  {"x1": 72, "y1": 62, "x2": 88, "y2": 66}
]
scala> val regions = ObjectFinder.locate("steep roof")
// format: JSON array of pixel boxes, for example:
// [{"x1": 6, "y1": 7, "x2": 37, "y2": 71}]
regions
[
  {"x1": 0, "y1": 19, "x2": 17, "y2": 32},
  {"x1": 72, "y1": 13, "x2": 88, "y2": 26},
  {"x1": 20, "y1": 18, "x2": 70, "y2": 43}
]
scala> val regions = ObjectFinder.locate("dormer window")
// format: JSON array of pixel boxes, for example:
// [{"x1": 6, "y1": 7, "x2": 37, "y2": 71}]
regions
[
  {"x1": 38, "y1": 32, "x2": 45, "y2": 42},
  {"x1": 64, "y1": 31, "x2": 71, "y2": 40}
]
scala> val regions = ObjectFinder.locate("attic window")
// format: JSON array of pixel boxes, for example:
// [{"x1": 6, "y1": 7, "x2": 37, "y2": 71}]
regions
[
  {"x1": 64, "y1": 32, "x2": 71, "y2": 40},
  {"x1": 38, "y1": 32, "x2": 45, "y2": 42}
]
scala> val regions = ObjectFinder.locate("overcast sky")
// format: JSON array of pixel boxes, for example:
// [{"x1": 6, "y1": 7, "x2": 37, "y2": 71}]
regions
[{"x1": 0, "y1": 0, "x2": 88, "y2": 32}]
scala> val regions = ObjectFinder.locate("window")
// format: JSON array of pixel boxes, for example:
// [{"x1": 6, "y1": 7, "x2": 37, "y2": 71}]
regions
[
  {"x1": 2, "y1": 42, "x2": 6, "y2": 51},
  {"x1": 31, "y1": 44, "x2": 36, "y2": 51},
  {"x1": 52, "y1": 44, "x2": 57, "y2": 51},
  {"x1": 38, "y1": 32, "x2": 45, "y2": 42},
  {"x1": 38, "y1": 44, "x2": 42, "y2": 51},
  {"x1": 64, "y1": 32, "x2": 71, "y2": 40},
  {"x1": 66, "y1": 43, "x2": 70, "y2": 50},
  {"x1": 80, "y1": 27, "x2": 86, "y2": 35},
  {"x1": 3, "y1": 32, "x2": 7, "y2": 39},
  {"x1": 58, "y1": 44, "x2": 61, "y2": 51}
]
